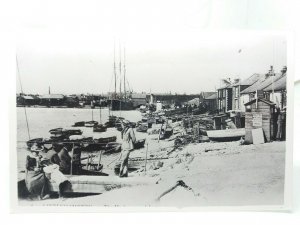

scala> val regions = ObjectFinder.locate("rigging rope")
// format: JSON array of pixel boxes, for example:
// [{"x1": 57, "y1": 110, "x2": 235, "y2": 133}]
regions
[{"x1": 16, "y1": 55, "x2": 31, "y2": 140}]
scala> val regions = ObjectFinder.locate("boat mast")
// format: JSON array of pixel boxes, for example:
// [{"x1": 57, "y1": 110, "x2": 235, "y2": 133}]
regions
[
  {"x1": 119, "y1": 41, "x2": 122, "y2": 113},
  {"x1": 123, "y1": 45, "x2": 126, "y2": 101},
  {"x1": 16, "y1": 55, "x2": 31, "y2": 140},
  {"x1": 114, "y1": 41, "x2": 117, "y2": 99}
]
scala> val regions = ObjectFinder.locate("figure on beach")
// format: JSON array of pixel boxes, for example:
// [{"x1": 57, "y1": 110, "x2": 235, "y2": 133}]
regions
[{"x1": 119, "y1": 120, "x2": 136, "y2": 177}]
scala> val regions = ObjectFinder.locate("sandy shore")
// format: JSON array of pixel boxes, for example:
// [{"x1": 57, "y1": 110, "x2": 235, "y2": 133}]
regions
[{"x1": 19, "y1": 140, "x2": 285, "y2": 207}]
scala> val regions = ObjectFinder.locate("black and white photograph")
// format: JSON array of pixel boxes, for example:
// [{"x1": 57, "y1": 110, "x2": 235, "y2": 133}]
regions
[{"x1": 14, "y1": 31, "x2": 292, "y2": 209}]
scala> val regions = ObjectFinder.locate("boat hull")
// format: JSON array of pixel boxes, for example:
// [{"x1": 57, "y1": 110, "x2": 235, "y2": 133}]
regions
[
  {"x1": 206, "y1": 128, "x2": 245, "y2": 142},
  {"x1": 109, "y1": 99, "x2": 135, "y2": 111}
]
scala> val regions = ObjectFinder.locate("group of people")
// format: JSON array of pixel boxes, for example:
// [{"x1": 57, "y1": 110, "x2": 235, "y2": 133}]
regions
[
  {"x1": 25, "y1": 120, "x2": 137, "y2": 200},
  {"x1": 25, "y1": 142, "x2": 84, "y2": 200}
]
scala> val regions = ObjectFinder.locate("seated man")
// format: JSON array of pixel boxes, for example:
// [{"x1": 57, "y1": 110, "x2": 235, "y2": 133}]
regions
[
  {"x1": 71, "y1": 143, "x2": 83, "y2": 175},
  {"x1": 57, "y1": 146, "x2": 72, "y2": 174}
]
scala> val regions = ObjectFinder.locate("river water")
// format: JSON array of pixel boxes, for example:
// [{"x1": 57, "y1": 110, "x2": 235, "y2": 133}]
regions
[{"x1": 17, "y1": 107, "x2": 143, "y2": 176}]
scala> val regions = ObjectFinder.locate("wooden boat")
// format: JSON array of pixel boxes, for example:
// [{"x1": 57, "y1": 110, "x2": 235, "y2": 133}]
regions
[
  {"x1": 94, "y1": 136, "x2": 117, "y2": 144},
  {"x1": 136, "y1": 123, "x2": 148, "y2": 132},
  {"x1": 103, "y1": 142, "x2": 122, "y2": 154},
  {"x1": 85, "y1": 121, "x2": 98, "y2": 127},
  {"x1": 206, "y1": 128, "x2": 245, "y2": 142},
  {"x1": 49, "y1": 128, "x2": 83, "y2": 136},
  {"x1": 105, "y1": 115, "x2": 117, "y2": 127},
  {"x1": 72, "y1": 121, "x2": 85, "y2": 127},
  {"x1": 93, "y1": 124, "x2": 107, "y2": 132}
]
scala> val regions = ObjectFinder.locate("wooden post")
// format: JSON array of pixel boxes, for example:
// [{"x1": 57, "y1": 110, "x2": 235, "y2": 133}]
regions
[
  {"x1": 86, "y1": 155, "x2": 90, "y2": 170},
  {"x1": 70, "y1": 142, "x2": 74, "y2": 175},
  {"x1": 144, "y1": 142, "x2": 149, "y2": 175},
  {"x1": 97, "y1": 150, "x2": 103, "y2": 171}
]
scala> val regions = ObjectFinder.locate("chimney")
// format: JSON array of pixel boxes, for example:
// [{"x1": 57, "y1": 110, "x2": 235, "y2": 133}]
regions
[
  {"x1": 234, "y1": 78, "x2": 240, "y2": 84},
  {"x1": 265, "y1": 65, "x2": 274, "y2": 79},
  {"x1": 281, "y1": 66, "x2": 287, "y2": 75}
]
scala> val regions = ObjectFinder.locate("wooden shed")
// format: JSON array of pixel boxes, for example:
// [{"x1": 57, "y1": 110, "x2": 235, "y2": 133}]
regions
[{"x1": 244, "y1": 98, "x2": 276, "y2": 144}]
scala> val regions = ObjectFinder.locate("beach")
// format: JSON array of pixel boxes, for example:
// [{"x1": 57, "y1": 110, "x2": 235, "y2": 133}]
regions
[{"x1": 17, "y1": 107, "x2": 285, "y2": 207}]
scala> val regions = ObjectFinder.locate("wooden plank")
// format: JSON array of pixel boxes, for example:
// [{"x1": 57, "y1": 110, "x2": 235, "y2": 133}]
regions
[{"x1": 252, "y1": 128, "x2": 265, "y2": 144}]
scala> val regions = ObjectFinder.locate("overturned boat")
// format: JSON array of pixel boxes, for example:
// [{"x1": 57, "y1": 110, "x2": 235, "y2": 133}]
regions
[{"x1": 206, "y1": 128, "x2": 245, "y2": 142}]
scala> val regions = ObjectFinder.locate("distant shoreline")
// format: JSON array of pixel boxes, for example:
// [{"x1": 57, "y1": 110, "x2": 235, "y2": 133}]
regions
[{"x1": 16, "y1": 105, "x2": 108, "y2": 109}]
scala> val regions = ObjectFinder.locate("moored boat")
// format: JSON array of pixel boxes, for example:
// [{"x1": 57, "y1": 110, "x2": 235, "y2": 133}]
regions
[
  {"x1": 85, "y1": 121, "x2": 98, "y2": 127},
  {"x1": 93, "y1": 124, "x2": 107, "y2": 132}
]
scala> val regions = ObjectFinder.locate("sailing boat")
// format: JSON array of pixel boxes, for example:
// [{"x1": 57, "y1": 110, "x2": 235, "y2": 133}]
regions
[
  {"x1": 93, "y1": 100, "x2": 107, "y2": 132},
  {"x1": 109, "y1": 42, "x2": 134, "y2": 111}
]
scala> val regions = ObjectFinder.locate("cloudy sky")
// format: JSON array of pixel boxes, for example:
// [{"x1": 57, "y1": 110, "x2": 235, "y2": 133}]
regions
[{"x1": 16, "y1": 0, "x2": 287, "y2": 95}]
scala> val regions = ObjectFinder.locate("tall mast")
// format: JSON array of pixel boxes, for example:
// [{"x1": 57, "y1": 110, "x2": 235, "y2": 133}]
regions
[
  {"x1": 113, "y1": 41, "x2": 117, "y2": 99},
  {"x1": 119, "y1": 41, "x2": 122, "y2": 113},
  {"x1": 123, "y1": 45, "x2": 126, "y2": 100},
  {"x1": 119, "y1": 41, "x2": 122, "y2": 98}
]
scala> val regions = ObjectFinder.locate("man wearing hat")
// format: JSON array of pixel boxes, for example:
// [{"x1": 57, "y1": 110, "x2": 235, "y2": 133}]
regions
[{"x1": 119, "y1": 120, "x2": 136, "y2": 177}]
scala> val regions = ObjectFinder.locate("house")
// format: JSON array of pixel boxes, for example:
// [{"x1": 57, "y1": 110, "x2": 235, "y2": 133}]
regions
[
  {"x1": 263, "y1": 66, "x2": 287, "y2": 109},
  {"x1": 240, "y1": 66, "x2": 285, "y2": 108},
  {"x1": 131, "y1": 93, "x2": 147, "y2": 108},
  {"x1": 217, "y1": 79, "x2": 234, "y2": 113},
  {"x1": 16, "y1": 95, "x2": 39, "y2": 106},
  {"x1": 203, "y1": 92, "x2": 218, "y2": 112},
  {"x1": 231, "y1": 74, "x2": 262, "y2": 111}
]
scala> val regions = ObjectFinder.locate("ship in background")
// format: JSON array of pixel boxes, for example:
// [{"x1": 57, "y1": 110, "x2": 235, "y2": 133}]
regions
[{"x1": 109, "y1": 41, "x2": 135, "y2": 111}]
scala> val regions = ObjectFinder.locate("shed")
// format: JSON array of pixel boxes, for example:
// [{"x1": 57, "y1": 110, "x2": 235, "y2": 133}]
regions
[{"x1": 244, "y1": 98, "x2": 276, "y2": 144}]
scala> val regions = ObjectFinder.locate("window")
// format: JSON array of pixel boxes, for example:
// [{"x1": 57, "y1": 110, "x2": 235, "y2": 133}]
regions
[{"x1": 235, "y1": 87, "x2": 239, "y2": 98}]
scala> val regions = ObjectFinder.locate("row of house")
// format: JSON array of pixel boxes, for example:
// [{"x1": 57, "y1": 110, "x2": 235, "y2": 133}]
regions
[{"x1": 217, "y1": 66, "x2": 287, "y2": 113}]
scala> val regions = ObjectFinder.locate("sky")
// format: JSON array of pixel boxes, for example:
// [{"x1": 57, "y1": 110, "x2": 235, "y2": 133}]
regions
[{"x1": 16, "y1": 0, "x2": 287, "y2": 95}]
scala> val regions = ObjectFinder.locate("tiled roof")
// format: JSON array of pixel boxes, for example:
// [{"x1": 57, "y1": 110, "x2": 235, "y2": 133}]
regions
[
  {"x1": 131, "y1": 93, "x2": 147, "y2": 99},
  {"x1": 244, "y1": 98, "x2": 276, "y2": 106},
  {"x1": 233, "y1": 73, "x2": 263, "y2": 86},
  {"x1": 205, "y1": 93, "x2": 217, "y2": 100},
  {"x1": 240, "y1": 73, "x2": 282, "y2": 94},
  {"x1": 263, "y1": 73, "x2": 287, "y2": 91},
  {"x1": 39, "y1": 94, "x2": 65, "y2": 99}
]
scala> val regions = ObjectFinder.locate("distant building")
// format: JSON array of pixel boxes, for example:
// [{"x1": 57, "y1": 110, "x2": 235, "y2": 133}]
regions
[
  {"x1": 148, "y1": 93, "x2": 200, "y2": 107},
  {"x1": 203, "y1": 92, "x2": 218, "y2": 112},
  {"x1": 131, "y1": 93, "x2": 147, "y2": 108},
  {"x1": 231, "y1": 74, "x2": 262, "y2": 112},
  {"x1": 217, "y1": 79, "x2": 233, "y2": 113},
  {"x1": 16, "y1": 95, "x2": 39, "y2": 106},
  {"x1": 39, "y1": 94, "x2": 65, "y2": 106}
]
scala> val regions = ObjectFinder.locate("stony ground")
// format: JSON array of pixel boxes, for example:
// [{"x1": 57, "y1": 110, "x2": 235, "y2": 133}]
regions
[{"x1": 19, "y1": 140, "x2": 286, "y2": 207}]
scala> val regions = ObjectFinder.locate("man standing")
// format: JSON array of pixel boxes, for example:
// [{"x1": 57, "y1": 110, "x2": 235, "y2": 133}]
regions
[{"x1": 119, "y1": 121, "x2": 136, "y2": 177}]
